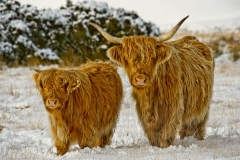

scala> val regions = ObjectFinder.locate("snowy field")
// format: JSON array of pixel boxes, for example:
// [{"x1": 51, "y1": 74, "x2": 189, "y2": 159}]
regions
[{"x1": 0, "y1": 55, "x2": 240, "y2": 160}]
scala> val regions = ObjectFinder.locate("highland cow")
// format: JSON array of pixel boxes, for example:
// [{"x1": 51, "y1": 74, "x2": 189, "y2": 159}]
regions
[
  {"x1": 89, "y1": 16, "x2": 214, "y2": 148},
  {"x1": 33, "y1": 61, "x2": 123, "y2": 155}
]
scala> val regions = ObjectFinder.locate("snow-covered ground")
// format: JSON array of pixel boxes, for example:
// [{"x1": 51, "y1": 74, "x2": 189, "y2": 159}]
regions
[{"x1": 0, "y1": 55, "x2": 240, "y2": 160}]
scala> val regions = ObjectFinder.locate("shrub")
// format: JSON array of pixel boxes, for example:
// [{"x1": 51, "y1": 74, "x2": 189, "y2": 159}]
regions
[{"x1": 0, "y1": 0, "x2": 160, "y2": 67}]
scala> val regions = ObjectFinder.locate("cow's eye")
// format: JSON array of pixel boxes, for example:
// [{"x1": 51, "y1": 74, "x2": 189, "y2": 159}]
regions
[{"x1": 60, "y1": 85, "x2": 66, "y2": 90}]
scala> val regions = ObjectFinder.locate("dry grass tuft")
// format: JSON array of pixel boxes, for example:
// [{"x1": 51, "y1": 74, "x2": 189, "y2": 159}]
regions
[
  {"x1": 58, "y1": 47, "x2": 84, "y2": 67},
  {"x1": 0, "y1": 125, "x2": 4, "y2": 132}
]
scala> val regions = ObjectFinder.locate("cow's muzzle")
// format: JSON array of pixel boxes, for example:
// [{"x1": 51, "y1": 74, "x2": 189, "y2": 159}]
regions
[
  {"x1": 132, "y1": 74, "x2": 149, "y2": 87},
  {"x1": 45, "y1": 98, "x2": 60, "y2": 109},
  {"x1": 48, "y1": 99, "x2": 57, "y2": 106}
]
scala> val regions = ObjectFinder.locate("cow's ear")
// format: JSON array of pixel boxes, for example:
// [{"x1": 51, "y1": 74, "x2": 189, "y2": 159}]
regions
[
  {"x1": 33, "y1": 73, "x2": 39, "y2": 83},
  {"x1": 33, "y1": 73, "x2": 44, "y2": 92},
  {"x1": 156, "y1": 44, "x2": 172, "y2": 63},
  {"x1": 107, "y1": 46, "x2": 123, "y2": 64},
  {"x1": 33, "y1": 69, "x2": 42, "y2": 82},
  {"x1": 68, "y1": 74, "x2": 81, "y2": 92}
]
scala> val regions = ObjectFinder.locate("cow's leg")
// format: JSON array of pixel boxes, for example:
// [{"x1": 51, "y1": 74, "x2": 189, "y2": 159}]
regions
[
  {"x1": 100, "y1": 130, "x2": 113, "y2": 147},
  {"x1": 194, "y1": 111, "x2": 209, "y2": 140},
  {"x1": 90, "y1": 137, "x2": 101, "y2": 148},
  {"x1": 147, "y1": 131, "x2": 176, "y2": 148},
  {"x1": 88, "y1": 130, "x2": 114, "y2": 148},
  {"x1": 160, "y1": 133, "x2": 176, "y2": 148},
  {"x1": 78, "y1": 142, "x2": 86, "y2": 149},
  {"x1": 54, "y1": 139, "x2": 69, "y2": 155},
  {"x1": 140, "y1": 107, "x2": 180, "y2": 148},
  {"x1": 78, "y1": 134, "x2": 96, "y2": 149},
  {"x1": 159, "y1": 125, "x2": 177, "y2": 148},
  {"x1": 49, "y1": 116, "x2": 69, "y2": 155},
  {"x1": 180, "y1": 111, "x2": 209, "y2": 140},
  {"x1": 145, "y1": 129, "x2": 160, "y2": 147},
  {"x1": 78, "y1": 138, "x2": 89, "y2": 149},
  {"x1": 146, "y1": 127, "x2": 176, "y2": 148},
  {"x1": 179, "y1": 123, "x2": 195, "y2": 139},
  {"x1": 77, "y1": 133, "x2": 86, "y2": 149}
]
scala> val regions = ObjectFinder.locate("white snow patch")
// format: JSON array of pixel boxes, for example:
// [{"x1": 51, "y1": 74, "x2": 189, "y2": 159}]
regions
[{"x1": 0, "y1": 61, "x2": 240, "y2": 159}]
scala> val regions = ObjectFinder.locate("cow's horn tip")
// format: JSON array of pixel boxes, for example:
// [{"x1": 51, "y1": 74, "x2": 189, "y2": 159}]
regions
[{"x1": 34, "y1": 69, "x2": 41, "y2": 73}]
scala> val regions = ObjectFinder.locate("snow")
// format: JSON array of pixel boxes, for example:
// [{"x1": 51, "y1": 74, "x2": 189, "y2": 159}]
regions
[
  {"x1": 0, "y1": 42, "x2": 13, "y2": 54},
  {"x1": 0, "y1": 0, "x2": 240, "y2": 159},
  {"x1": 34, "y1": 48, "x2": 59, "y2": 60},
  {"x1": 8, "y1": 20, "x2": 30, "y2": 34},
  {"x1": 0, "y1": 11, "x2": 18, "y2": 24},
  {"x1": 0, "y1": 0, "x2": 160, "y2": 63},
  {"x1": 0, "y1": 56, "x2": 240, "y2": 159},
  {"x1": 16, "y1": 35, "x2": 36, "y2": 50}
]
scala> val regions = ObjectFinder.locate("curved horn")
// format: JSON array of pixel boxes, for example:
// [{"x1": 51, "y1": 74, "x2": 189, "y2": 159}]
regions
[
  {"x1": 34, "y1": 69, "x2": 42, "y2": 73},
  {"x1": 154, "y1": 15, "x2": 189, "y2": 42},
  {"x1": 88, "y1": 22, "x2": 122, "y2": 44}
]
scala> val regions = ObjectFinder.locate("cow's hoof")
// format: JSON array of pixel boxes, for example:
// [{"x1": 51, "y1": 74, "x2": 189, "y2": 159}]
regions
[{"x1": 56, "y1": 148, "x2": 68, "y2": 155}]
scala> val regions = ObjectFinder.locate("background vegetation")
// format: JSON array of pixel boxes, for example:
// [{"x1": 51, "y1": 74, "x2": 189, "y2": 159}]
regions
[
  {"x1": 0, "y1": 0, "x2": 160, "y2": 67},
  {"x1": 0, "y1": 0, "x2": 239, "y2": 67}
]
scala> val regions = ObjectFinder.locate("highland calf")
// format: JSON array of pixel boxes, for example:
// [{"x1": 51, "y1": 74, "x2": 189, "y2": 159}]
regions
[
  {"x1": 33, "y1": 61, "x2": 123, "y2": 155},
  {"x1": 89, "y1": 16, "x2": 214, "y2": 148}
]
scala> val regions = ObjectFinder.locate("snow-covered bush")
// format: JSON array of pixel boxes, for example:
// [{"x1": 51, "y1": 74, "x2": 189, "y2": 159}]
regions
[{"x1": 0, "y1": 0, "x2": 160, "y2": 66}]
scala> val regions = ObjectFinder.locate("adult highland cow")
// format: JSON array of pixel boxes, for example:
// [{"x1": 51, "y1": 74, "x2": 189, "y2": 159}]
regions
[
  {"x1": 89, "y1": 16, "x2": 214, "y2": 148},
  {"x1": 33, "y1": 61, "x2": 123, "y2": 155}
]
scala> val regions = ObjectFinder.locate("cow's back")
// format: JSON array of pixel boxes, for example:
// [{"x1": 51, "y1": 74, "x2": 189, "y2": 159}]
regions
[
  {"x1": 80, "y1": 61, "x2": 123, "y2": 134},
  {"x1": 157, "y1": 36, "x2": 214, "y2": 123}
]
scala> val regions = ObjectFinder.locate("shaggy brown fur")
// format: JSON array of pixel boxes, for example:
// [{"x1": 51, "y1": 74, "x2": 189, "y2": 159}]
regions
[
  {"x1": 107, "y1": 36, "x2": 214, "y2": 148},
  {"x1": 33, "y1": 61, "x2": 123, "y2": 155}
]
